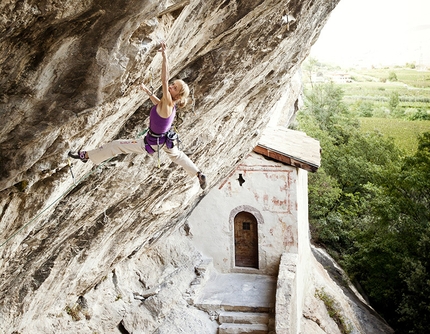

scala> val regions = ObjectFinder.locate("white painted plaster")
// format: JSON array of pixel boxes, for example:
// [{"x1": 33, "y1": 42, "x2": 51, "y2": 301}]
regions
[{"x1": 188, "y1": 152, "x2": 301, "y2": 276}]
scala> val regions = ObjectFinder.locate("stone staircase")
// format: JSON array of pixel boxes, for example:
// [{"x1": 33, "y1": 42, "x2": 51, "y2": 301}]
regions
[
  {"x1": 189, "y1": 259, "x2": 276, "y2": 334},
  {"x1": 218, "y1": 310, "x2": 272, "y2": 334}
]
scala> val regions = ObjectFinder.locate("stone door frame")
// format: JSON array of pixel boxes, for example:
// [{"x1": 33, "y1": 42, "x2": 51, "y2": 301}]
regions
[{"x1": 229, "y1": 205, "x2": 265, "y2": 273}]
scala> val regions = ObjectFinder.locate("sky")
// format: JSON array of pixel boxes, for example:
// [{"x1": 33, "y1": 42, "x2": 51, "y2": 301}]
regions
[{"x1": 310, "y1": 0, "x2": 430, "y2": 67}]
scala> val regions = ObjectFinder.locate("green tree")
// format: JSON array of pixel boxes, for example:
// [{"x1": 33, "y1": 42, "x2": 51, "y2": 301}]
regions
[
  {"x1": 388, "y1": 71, "x2": 398, "y2": 81},
  {"x1": 388, "y1": 91, "x2": 399, "y2": 110},
  {"x1": 388, "y1": 91, "x2": 403, "y2": 117},
  {"x1": 298, "y1": 83, "x2": 401, "y2": 254},
  {"x1": 407, "y1": 109, "x2": 430, "y2": 121},
  {"x1": 344, "y1": 132, "x2": 430, "y2": 333},
  {"x1": 300, "y1": 82, "x2": 355, "y2": 134},
  {"x1": 302, "y1": 57, "x2": 320, "y2": 88},
  {"x1": 298, "y1": 83, "x2": 430, "y2": 333},
  {"x1": 350, "y1": 100, "x2": 374, "y2": 117}
]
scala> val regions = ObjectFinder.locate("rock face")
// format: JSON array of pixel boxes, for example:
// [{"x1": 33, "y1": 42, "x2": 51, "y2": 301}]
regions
[{"x1": 0, "y1": 0, "x2": 392, "y2": 332}]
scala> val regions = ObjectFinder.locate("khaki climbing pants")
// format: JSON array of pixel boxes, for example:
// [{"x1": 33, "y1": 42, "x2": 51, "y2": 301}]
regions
[{"x1": 87, "y1": 138, "x2": 199, "y2": 177}]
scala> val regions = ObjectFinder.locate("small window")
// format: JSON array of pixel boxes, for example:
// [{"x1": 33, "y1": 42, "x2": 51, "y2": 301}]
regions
[
  {"x1": 238, "y1": 173, "x2": 245, "y2": 186},
  {"x1": 243, "y1": 222, "x2": 251, "y2": 230}
]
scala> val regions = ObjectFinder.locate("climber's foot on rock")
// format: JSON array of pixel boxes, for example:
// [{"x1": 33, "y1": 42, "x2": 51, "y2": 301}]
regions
[
  {"x1": 197, "y1": 172, "x2": 207, "y2": 189},
  {"x1": 68, "y1": 151, "x2": 88, "y2": 163}
]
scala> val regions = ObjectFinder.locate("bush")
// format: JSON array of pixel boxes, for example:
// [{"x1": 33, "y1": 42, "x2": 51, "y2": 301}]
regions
[
  {"x1": 373, "y1": 106, "x2": 390, "y2": 118},
  {"x1": 407, "y1": 109, "x2": 430, "y2": 121},
  {"x1": 388, "y1": 91, "x2": 404, "y2": 117},
  {"x1": 355, "y1": 100, "x2": 374, "y2": 117},
  {"x1": 388, "y1": 71, "x2": 398, "y2": 81}
]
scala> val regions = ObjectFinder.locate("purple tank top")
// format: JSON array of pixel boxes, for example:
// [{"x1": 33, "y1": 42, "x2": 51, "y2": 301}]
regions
[{"x1": 149, "y1": 105, "x2": 175, "y2": 134}]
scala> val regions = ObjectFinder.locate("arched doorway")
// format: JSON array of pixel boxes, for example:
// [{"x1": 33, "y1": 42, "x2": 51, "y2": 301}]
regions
[{"x1": 234, "y1": 211, "x2": 259, "y2": 268}]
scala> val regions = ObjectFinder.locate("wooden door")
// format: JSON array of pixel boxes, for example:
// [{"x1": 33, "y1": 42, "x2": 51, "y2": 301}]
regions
[{"x1": 234, "y1": 211, "x2": 259, "y2": 268}]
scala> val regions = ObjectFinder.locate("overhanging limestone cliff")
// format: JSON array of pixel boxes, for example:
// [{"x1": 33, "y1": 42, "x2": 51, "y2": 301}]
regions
[{"x1": 0, "y1": 0, "x2": 339, "y2": 330}]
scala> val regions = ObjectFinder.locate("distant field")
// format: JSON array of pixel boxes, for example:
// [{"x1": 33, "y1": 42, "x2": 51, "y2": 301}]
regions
[
  {"x1": 359, "y1": 117, "x2": 430, "y2": 155},
  {"x1": 339, "y1": 68, "x2": 430, "y2": 109},
  {"x1": 340, "y1": 82, "x2": 430, "y2": 109},
  {"x1": 303, "y1": 64, "x2": 430, "y2": 154},
  {"x1": 354, "y1": 68, "x2": 430, "y2": 88}
]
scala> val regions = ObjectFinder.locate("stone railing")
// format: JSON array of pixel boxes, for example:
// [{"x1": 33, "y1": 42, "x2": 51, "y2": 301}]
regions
[{"x1": 275, "y1": 253, "x2": 300, "y2": 334}]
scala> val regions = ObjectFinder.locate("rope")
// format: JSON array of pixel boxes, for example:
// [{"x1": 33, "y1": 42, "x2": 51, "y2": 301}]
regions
[{"x1": 157, "y1": 137, "x2": 161, "y2": 168}]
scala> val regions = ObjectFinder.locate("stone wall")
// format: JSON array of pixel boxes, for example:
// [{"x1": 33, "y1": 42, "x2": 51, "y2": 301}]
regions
[
  {"x1": 276, "y1": 252, "x2": 299, "y2": 334},
  {"x1": 188, "y1": 152, "x2": 299, "y2": 275}
]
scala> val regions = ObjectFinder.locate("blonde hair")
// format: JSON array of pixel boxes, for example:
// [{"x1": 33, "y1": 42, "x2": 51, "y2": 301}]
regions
[{"x1": 174, "y1": 79, "x2": 190, "y2": 109}]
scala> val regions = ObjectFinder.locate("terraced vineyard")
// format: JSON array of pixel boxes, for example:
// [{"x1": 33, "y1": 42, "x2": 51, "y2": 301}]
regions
[
  {"x1": 339, "y1": 68, "x2": 430, "y2": 109},
  {"x1": 359, "y1": 117, "x2": 430, "y2": 155},
  {"x1": 303, "y1": 63, "x2": 430, "y2": 155}
]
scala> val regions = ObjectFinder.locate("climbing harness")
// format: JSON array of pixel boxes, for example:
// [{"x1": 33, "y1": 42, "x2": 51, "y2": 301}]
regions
[{"x1": 144, "y1": 128, "x2": 181, "y2": 168}]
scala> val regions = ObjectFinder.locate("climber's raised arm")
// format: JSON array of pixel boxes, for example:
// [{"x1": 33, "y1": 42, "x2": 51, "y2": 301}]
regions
[{"x1": 159, "y1": 42, "x2": 174, "y2": 117}]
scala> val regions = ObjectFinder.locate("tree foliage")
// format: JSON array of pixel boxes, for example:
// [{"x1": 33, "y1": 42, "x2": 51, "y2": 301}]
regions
[
  {"x1": 388, "y1": 91, "x2": 403, "y2": 117},
  {"x1": 302, "y1": 57, "x2": 320, "y2": 88},
  {"x1": 350, "y1": 100, "x2": 374, "y2": 117},
  {"x1": 388, "y1": 71, "x2": 398, "y2": 82},
  {"x1": 298, "y1": 82, "x2": 430, "y2": 333}
]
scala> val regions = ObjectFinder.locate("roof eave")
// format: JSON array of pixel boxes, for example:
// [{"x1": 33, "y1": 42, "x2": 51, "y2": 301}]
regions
[{"x1": 254, "y1": 144, "x2": 320, "y2": 173}]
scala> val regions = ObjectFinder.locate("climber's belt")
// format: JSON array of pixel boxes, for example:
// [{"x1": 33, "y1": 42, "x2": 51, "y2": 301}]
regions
[
  {"x1": 147, "y1": 129, "x2": 165, "y2": 138},
  {"x1": 144, "y1": 128, "x2": 180, "y2": 154}
]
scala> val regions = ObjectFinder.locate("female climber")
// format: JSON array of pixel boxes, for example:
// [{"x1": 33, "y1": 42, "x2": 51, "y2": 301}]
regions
[{"x1": 69, "y1": 42, "x2": 207, "y2": 189}]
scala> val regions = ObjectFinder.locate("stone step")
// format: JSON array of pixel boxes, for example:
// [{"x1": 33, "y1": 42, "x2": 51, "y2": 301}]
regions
[
  {"x1": 195, "y1": 301, "x2": 272, "y2": 313},
  {"x1": 221, "y1": 304, "x2": 273, "y2": 313},
  {"x1": 219, "y1": 311, "x2": 269, "y2": 325},
  {"x1": 218, "y1": 323, "x2": 268, "y2": 334}
]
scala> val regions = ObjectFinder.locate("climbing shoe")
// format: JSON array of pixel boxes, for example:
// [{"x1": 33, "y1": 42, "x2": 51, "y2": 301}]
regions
[
  {"x1": 197, "y1": 172, "x2": 207, "y2": 189},
  {"x1": 68, "y1": 151, "x2": 88, "y2": 163}
]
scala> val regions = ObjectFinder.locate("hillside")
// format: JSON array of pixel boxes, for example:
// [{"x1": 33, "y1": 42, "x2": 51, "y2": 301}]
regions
[{"x1": 303, "y1": 61, "x2": 430, "y2": 154}]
